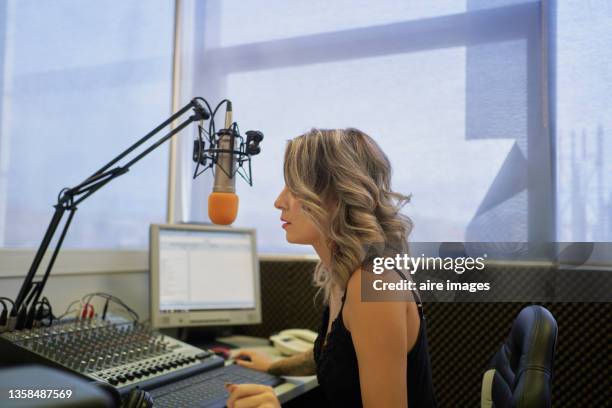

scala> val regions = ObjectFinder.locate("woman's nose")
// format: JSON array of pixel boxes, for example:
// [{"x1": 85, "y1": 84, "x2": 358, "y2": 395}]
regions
[{"x1": 274, "y1": 186, "x2": 287, "y2": 210}]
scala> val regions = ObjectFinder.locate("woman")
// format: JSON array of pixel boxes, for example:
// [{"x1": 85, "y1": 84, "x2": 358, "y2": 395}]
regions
[{"x1": 226, "y1": 128, "x2": 437, "y2": 407}]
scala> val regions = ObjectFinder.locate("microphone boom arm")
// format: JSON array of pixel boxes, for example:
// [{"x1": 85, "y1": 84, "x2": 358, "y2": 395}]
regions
[{"x1": 11, "y1": 98, "x2": 210, "y2": 329}]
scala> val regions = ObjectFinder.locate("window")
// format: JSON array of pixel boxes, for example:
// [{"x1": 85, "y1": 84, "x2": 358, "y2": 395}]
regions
[
  {"x1": 175, "y1": 0, "x2": 550, "y2": 254},
  {"x1": 555, "y1": 0, "x2": 612, "y2": 243},
  {"x1": 0, "y1": 0, "x2": 175, "y2": 250}
]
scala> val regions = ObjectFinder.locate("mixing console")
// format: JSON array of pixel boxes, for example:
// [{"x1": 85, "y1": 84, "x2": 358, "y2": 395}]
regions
[{"x1": 0, "y1": 316, "x2": 225, "y2": 394}]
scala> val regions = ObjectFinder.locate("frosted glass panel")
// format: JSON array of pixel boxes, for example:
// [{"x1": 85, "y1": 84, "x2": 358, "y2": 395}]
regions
[
  {"x1": 215, "y1": 0, "x2": 466, "y2": 47},
  {"x1": 226, "y1": 50, "x2": 516, "y2": 253},
  {"x1": 0, "y1": 0, "x2": 174, "y2": 248},
  {"x1": 177, "y1": 0, "x2": 546, "y2": 254},
  {"x1": 556, "y1": 0, "x2": 612, "y2": 242}
]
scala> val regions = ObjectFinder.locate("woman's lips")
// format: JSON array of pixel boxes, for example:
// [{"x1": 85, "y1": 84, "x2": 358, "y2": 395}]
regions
[{"x1": 282, "y1": 222, "x2": 290, "y2": 229}]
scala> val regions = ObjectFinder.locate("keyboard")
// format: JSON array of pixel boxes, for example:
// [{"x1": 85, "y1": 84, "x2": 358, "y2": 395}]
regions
[{"x1": 149, "y1": 364, "x2": 284, "y2": 408}]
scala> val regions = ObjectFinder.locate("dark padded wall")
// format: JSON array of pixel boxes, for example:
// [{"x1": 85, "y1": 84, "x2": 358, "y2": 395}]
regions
[
  {"x1": 237, "y1": 260, "x2": 323, "y2": 337},
  {"x1": 238, "y1": 261, "x2": 612, "y2": 407}
]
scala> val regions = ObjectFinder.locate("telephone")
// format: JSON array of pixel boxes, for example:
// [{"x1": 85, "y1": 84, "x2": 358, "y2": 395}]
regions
[{"x1": 269, "y1": 329, "x2": 318, "y2": 356}]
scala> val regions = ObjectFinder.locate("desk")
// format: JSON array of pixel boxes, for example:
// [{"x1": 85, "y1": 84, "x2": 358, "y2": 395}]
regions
[{"x1": 216, "y1": 335, "x2": 319, "y2": 405}]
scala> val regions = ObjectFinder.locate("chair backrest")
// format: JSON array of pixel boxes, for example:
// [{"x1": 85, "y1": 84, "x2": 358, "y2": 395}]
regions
[{"x1": 481, "y1": 305, "x2": 558, "y2": 408}]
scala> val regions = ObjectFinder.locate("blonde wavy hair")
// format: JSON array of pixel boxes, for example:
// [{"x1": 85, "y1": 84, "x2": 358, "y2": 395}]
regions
[{"x1": 283, "y1": 128, "x2": 413, "y2": 304}]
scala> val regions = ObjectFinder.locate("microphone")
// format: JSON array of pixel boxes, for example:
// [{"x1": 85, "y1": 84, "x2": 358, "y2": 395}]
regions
[
  {"x1": 208, "y1": 102, "x2": 239, "y2": 225},
  {"x1": 191, "y1": 99, "x2": 263, "y2": 224}
]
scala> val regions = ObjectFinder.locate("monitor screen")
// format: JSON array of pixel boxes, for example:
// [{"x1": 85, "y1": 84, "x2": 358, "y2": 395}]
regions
[{"x1": 150, "y1": 224, "x2": 261, "y2": 328}]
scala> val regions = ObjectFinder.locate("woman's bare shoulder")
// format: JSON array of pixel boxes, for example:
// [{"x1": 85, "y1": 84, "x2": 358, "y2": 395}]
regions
[{"x1": 344, "y1": 267, "x2": 421, "y2": 350}]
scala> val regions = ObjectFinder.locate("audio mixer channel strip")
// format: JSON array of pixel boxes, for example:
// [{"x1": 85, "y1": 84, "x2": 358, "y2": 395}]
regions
[{"x1": 0, "y1": 316, "x2": 227, "y2": 395}]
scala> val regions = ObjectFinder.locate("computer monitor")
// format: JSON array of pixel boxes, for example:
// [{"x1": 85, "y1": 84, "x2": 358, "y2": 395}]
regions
[{"x1": 149, "y1": 223, "x2": 261, "y2": 328}]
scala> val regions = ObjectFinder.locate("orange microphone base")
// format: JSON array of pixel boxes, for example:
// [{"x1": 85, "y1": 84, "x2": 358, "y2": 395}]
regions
[{"x1": 208, "y1": 192, "x2": 239, "y2": 225}]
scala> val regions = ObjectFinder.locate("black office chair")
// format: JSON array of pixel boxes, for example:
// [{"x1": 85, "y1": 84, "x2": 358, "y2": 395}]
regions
[{"x1": 481, "y1": 305, "x2": 558, "y2": 408}]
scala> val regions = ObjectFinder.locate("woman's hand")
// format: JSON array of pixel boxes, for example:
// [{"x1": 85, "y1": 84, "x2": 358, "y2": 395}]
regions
[
  {"x1": 225, "y1": 383, "x2": 280, "y2": 408},
  {"x1": 232, "y1": 349, "x2": 274, "y2": 372}
]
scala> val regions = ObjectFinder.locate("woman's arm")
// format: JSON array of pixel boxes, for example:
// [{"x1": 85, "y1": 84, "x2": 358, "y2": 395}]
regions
[
  {"x1": 345, "y1": 270, "x2": 420, "y2": 408},
  {"x1": 267, "y1": 349, "x2": 317, "y2": 376},
  {"x1": 228, "y1": 350, "x2": 316, "y2": 407},
  {"x1": 234, "y1": 349, "x2": 317, "y2": 376}
]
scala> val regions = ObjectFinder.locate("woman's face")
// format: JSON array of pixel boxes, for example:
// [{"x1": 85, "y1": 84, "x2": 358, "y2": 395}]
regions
[{"x1": 274, "y1": 185, "x2": 322, "y2": 245}]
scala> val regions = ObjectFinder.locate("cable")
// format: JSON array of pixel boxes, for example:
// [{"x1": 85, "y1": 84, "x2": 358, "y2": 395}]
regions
[
  {"x1": 42, "y1": 297, "x2": 53, "y2": 318},
  {"x1": 193, "y1": 123, "x2": 214, "y2": 179},
  {"x1": 192, "y1": 97, "x2": 217, "y2": 179},
  {"x1": 30, "y1": 297, "x2": 55, "y2": 327},
  {"x1": 107, "y1": 307, "x2": 134, "y2": 323},
  {"x1": 194, "y1": 96, "x2": 217, "y2": 138},
  {"x1": 56, "y1": 308, "x2": 80, "y2": 321},
  {"x1": 211, "y1": 99, "x2": 230, "y2": 124},
  {"x1": 194, "y1": 97, "x2": 213, "y2": 122},
  {"x1": 81, "y1": 303, "x2": 94, "y2": 319},
  {"x1": 41, "y1": 297, "x2": 54, "y2": 326},
  {"x1": 34, "y1": 301, "x2": 46, "y2": 326},
  {"x1": 102, "y1": 298, "x2": 110, "y2": 320},
  {"x1": 0, "y1": 297, "x2": 14, "y2": 309},
  {"x1": 209, "y1": 99, "x2": 231, "y2": 160},
  {"x1": 0, "y1": 299, "x2": 7, "y2": 327},
  {"x1": 57, "y1": 294, "x2": 114, "y2": 321},
  {"x1": 56, "y1": 299, "x2": 81, "y2": 320},
  {"x1": 81, "y1": 293, "x2": 139, "y2": 322},
  {"x1": 193, "y1": 97, "x2": 225, "y2": 180}
]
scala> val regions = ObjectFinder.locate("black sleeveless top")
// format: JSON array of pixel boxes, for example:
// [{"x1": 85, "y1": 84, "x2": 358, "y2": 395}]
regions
[{"x1": 313, "y1": 284, "x2": 438, "y2": 407}]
